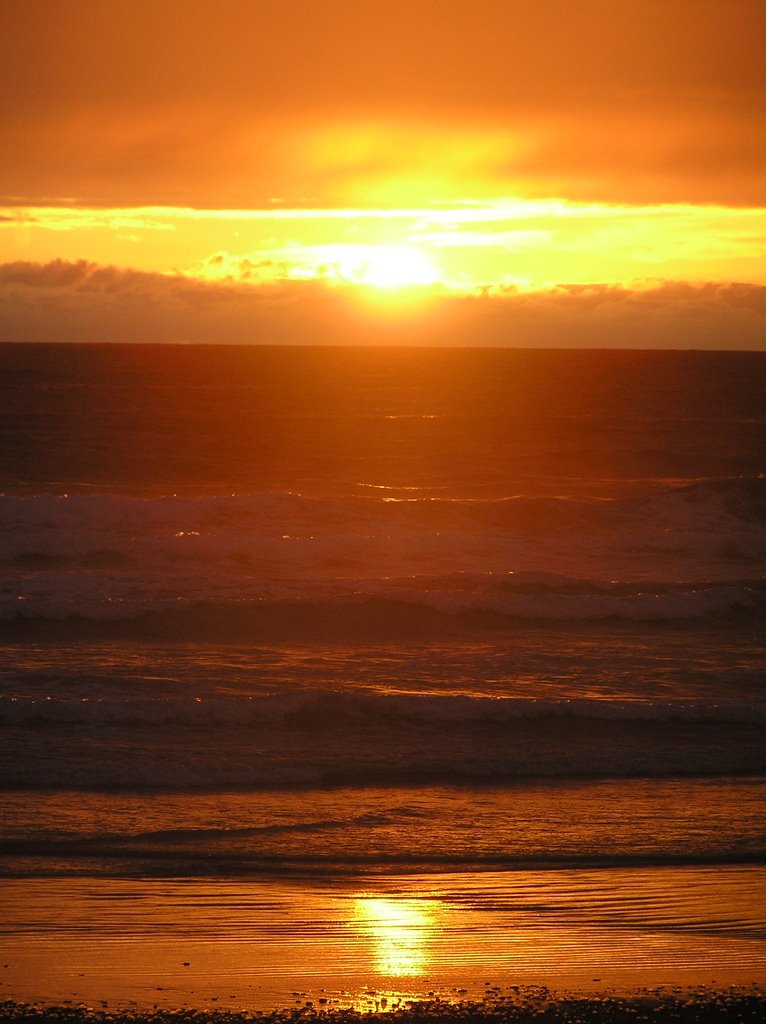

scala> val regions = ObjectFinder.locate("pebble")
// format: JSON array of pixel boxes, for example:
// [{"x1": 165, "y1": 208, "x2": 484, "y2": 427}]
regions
[{"x1": 0, "y1": 987, "x2": 763, "y2": 1024}]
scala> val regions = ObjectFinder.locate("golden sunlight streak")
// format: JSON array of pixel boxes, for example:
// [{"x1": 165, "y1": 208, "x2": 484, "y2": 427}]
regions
[{"x1": 353, "y1": 897, "x2": 434, "y2": 977}]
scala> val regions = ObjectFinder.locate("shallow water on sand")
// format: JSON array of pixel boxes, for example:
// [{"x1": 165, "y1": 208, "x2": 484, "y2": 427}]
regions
[
  {"x1": 2, "y1": 779, "x2": 765, "y2": 877},
  {"x1": 1, "y1": 869, "x2": 765, "y2": 1011}
]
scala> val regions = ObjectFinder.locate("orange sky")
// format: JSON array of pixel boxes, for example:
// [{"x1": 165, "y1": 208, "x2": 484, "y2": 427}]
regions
[{"x1": 1, "y1": 0, "x2": 765, "y2": 346}]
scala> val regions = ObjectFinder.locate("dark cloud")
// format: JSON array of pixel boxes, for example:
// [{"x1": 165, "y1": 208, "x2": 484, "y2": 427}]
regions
[
  {"x1": 1, "y1": 260, "x2": 764, "y2": 349},
  {"x1": 0, "y1": 259, "x2": 95, "y2": 288}
]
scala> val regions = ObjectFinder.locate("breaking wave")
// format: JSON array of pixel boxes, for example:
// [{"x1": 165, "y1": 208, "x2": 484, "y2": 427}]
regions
[{"x1": 1, "y1": 479, "x2": 764, "y2": 634}]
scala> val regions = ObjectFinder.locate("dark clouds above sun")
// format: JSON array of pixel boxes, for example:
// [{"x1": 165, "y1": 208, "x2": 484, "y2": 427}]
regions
[
  {"x1": 1, "y1": 0, "x2": 765, "y2": 346},
  {"x1": 3, "y1": 0, "x2": 765, "y2": 208}
]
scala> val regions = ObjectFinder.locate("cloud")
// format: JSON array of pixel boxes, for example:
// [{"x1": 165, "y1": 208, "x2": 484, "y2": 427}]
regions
[
  {"x1": 1, "y1": 1, "x2": 765, "y2": 207},
  {"x1": 0, "y1": 260, "x2": 764, "y2": 349},
  {"x1": 5, "y1": 201, "x2": 764, "y2": 293}
]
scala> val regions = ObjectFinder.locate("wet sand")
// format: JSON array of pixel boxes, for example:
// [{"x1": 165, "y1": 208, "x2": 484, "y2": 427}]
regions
[{"x1": 1, "y1": 872, "x2": 764, "y2": 1017}]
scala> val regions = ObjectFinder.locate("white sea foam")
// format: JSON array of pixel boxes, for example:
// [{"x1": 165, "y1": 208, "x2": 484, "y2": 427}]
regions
[{"x1": 1, "y1": 482, "x2": 764, "y2": 626}]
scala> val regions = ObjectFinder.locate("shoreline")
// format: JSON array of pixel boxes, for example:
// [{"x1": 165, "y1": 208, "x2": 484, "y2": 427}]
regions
[{"x1": 2, "y1": 987, "x2": 765, "y2": 1023}]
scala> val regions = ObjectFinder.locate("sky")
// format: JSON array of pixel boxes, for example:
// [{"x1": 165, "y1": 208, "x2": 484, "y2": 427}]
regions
[{"x1": 1, "y1": 0, "x2": 765, "y2": 347}]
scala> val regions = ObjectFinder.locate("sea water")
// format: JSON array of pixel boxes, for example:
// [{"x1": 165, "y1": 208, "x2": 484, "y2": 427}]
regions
[{"x1": 0, "y1": 344, "x2": 764, "y2": 1009}]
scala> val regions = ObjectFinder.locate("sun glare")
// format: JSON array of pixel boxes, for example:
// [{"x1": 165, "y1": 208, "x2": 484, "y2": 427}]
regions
[
  {"x1": 353, "y1": 896, "x2": 433, "y2": 976},
  {"x1": 340, "y1": 246, "x2": 438, "y2": 290}
]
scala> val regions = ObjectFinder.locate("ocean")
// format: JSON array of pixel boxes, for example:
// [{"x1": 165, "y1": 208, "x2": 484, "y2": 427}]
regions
[{"x1": 0, "y1": 343, "x2": 765, "y2": 1013}]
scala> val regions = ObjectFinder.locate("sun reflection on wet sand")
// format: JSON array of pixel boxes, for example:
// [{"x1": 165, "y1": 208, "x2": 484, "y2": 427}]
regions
[
  {"x1": 2, "y1": 872, "x2": 765, "y2": 1012},
  {"x1": 353, "y1": 896, "x2": 436, "y2": 977}
]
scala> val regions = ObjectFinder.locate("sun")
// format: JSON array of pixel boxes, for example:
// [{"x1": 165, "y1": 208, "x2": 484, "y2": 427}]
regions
[{"x1": 339, "y1": 245, "x2": 438, "y2": 290}]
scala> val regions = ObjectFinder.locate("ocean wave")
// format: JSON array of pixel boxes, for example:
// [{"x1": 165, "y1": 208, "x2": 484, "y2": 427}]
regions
[
  {"x1": 1, "y1": 583, "x2": 763, "y2": 639},
  {"x1": 2, "y1": 686, "x2": 764, "y2": 789},
  {"x1": 2, "y1": 689, "x2": 765, "y2": 728},
  {"x1": 4, "y1": 773, "x2": 765, "y2": 879},
  {"x1": 2, "y1": 844, "x2": 765, "y2": 879},
  {"x1": 1, "y1": 477, "x2": 764, "y2": 583}
]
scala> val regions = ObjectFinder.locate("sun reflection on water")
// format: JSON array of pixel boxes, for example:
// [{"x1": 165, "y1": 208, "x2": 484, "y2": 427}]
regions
[{"x1": 353, "y1": 896, "x2": 434, "y2": 977}]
